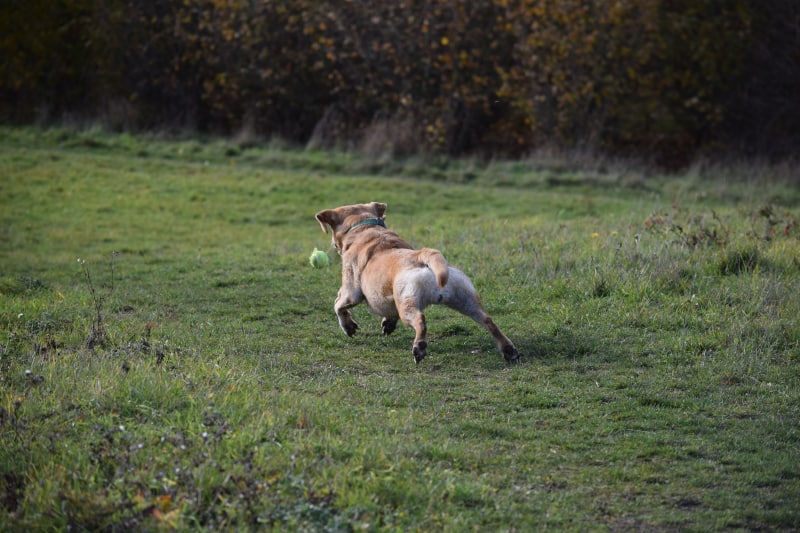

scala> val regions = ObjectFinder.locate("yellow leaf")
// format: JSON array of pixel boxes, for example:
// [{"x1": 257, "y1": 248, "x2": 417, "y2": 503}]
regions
[
  {"x1": 156, "y1": 494, "x2": 173, "y2": 511},
  {"x1": 153, "y1": 507, "x2": 182, "y2": 527}
]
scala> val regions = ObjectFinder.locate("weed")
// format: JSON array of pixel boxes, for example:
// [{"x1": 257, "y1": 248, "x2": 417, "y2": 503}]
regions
[
  {"x1": 644, "y1": 205, "x2": 730, "y2": 248},
  {"x1": 749, "y1": 203, "x2": 800, "y2": 241},
  {"x1": 718, "y1": 246, "x2": 763, "y2": 276},
  {"x1": 78, "y1": 255, "x2": 116, "y2": 350},
  {"x1": 591, "y1": 270, "x2": 612, "y2": 298}
]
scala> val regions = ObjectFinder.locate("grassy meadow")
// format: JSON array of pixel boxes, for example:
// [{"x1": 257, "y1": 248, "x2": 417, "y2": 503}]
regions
[{"x1": 1, "y1": 126, "x2": 799, "y2": 531}]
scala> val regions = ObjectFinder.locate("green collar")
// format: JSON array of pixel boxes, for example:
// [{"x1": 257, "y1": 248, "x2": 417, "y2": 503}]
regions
[{"x1": 345, "y1": 218, "x2": 386, "y2": 234}]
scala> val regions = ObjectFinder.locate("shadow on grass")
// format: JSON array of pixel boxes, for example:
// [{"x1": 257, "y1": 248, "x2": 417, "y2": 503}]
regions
[{"x1": 515, "y1": 325, "x2": 618, "y2": 364}]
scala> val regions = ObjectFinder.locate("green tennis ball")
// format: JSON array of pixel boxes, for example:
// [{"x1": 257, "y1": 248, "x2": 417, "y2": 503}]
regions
[{"x1": 309, "y1": 248, "x2": 330, "y2": 268}]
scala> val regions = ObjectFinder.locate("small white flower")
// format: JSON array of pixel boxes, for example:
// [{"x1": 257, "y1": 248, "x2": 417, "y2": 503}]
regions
[{"x1": 119, "y1": 425, "x2": 125, "y2": 432}]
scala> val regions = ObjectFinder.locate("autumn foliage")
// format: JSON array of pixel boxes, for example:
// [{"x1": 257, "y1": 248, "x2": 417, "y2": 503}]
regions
[{"x1": 1, "y1": 1, "x2": 797, "y2": 162}]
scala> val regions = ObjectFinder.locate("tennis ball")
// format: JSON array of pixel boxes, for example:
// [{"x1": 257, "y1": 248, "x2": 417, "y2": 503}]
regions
[{"x1": 309, "y1": 248, "x2": 330, "y2": 268}]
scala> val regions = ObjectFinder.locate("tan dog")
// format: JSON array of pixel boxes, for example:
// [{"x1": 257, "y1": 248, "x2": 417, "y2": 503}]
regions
[{"x1": 315, "y1": 202, "x2": 520, "y2": 364}]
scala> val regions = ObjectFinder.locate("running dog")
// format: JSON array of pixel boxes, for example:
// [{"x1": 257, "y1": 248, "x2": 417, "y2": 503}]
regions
[{"x1": 315, "y1": 202, "x2": 520, "y2": 364}]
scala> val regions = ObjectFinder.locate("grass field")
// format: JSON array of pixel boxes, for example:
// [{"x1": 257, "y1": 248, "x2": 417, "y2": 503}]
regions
[{"x1": 1, "y1": 126, "x2": 799, "y2": 531}]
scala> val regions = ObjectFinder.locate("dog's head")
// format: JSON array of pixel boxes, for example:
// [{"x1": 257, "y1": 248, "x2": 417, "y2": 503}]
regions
[{"x1": 315, "y1": 202, "x2": 387, "y2": 253}]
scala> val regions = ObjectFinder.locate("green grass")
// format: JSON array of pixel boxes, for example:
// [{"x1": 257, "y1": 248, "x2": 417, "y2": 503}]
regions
[{"x1": 1, "y1": 126, "x2": 799, "y2": 531}]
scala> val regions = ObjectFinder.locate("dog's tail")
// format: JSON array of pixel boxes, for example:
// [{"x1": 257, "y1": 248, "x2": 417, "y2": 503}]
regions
[{"x1": 418, "y1": 248, "x2": 449, "y2": 289}]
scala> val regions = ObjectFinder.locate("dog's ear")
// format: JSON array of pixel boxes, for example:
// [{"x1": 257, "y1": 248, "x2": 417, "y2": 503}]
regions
[
  {"x1": 315, "y1": 209, "x2": 337, "y2": 234},
  {"x1": 371, "y1": 202, "x2": 387, "y2": 218}
]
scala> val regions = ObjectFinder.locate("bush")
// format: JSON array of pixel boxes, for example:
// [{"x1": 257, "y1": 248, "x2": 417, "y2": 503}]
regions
[{"x1": 0, "y1": 0, "x2": 794, "y2": 163}]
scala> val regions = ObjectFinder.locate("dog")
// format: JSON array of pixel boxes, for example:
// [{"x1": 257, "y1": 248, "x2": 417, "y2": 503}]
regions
[{"x1": 315, "y1": 202, "x2": 520, "y2": 364}]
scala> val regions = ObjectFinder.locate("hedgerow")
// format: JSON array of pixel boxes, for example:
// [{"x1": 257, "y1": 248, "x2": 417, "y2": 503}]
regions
[{"x1": 1, "y1": 0, "x2": 796, "y2": 162}]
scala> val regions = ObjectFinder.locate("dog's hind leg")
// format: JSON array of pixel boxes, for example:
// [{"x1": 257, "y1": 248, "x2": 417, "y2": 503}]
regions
[
  {"x1": 444, "y1": 270, "x2": 520, "y2": 362},
  {"x1": 465, "y1": 307, "x2": 519, "y2": 362},
  {"x1": 477, "y1": 312, "x2": 520, "y2": 363},
  {"x1": 398, "y1": 299, "x2": 428, "y2": 363}
]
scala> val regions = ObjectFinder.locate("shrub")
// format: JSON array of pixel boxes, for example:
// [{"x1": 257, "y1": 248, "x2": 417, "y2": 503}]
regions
[{"x1": 2, "y1": 0, "x2": 793, "y2": 162}]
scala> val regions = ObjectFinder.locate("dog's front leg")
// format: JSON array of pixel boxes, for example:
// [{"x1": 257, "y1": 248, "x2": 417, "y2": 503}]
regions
[
  {"x1": 381, "y1": 317, "x2": 398, "y2": 336},
  {"x1": 334, "y1": 285, "x2": 362, "y2": 337}
]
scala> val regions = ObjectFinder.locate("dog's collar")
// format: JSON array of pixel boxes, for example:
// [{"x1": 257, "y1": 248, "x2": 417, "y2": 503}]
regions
[{"x1": 345, "y1": 218, "x2": 386, "y2": 234}]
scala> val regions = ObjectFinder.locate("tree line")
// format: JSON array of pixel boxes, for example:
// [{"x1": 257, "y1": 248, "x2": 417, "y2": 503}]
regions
[{"x1": 1, "y1": 0, "x2": 797, "y2": 164}]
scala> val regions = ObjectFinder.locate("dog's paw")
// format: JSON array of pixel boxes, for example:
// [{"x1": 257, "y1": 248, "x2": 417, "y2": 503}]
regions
[
  {"x1": 381, "y1": 317, "x2": 398, "y2": 336},
  {"x1": 503, "y1": 344, "x2": 521, "y2": 363},
  {"x1": 340, "y1": 320, "x2": 359, "y2": 337},
  {"x1": 412, "y1": 341, "x2": 427, "y2": 364},
  {"x1": 346, "y1": 321, "x2": 359, "y2": 337}
]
